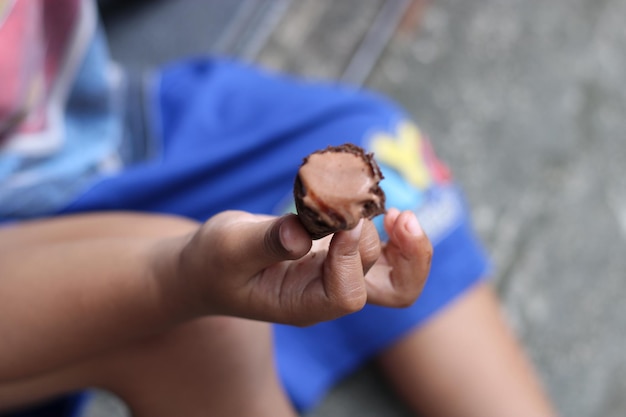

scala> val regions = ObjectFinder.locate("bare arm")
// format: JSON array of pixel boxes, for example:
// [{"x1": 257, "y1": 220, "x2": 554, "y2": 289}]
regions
[
  {"x1": 0, "y1": 209, "x2": 431, "y2": 382},
  {"x1": 0, "y1": 233, "x2": 190, "y2": 381}
]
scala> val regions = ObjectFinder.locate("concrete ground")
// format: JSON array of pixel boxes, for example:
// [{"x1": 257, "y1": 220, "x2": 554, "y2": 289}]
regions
[{"x1": 86, "y1": 0, "x2": 626, "y2": 416}]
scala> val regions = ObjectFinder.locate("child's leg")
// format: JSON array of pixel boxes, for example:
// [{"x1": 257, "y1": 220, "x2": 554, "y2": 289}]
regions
[
  {"x1": 376, "y1": 282, "x2": 556, "y2": 417},
  {"x1": 0, "y1": 316, "x2": 295, "y2": 417}
]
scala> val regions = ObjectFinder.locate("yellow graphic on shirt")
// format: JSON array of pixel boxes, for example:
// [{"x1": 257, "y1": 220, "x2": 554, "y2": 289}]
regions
[{"x1": 370, "y1": 121, "x2": 431, "y2": 189}]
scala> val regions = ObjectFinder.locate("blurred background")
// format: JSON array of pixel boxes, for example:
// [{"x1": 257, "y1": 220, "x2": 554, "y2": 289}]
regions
[{"x1": 89, "y1": 0, "x2": 626, "y2": 416}]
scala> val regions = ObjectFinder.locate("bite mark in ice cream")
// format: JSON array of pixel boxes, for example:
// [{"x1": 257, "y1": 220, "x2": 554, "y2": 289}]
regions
[{"x1": 294, "y1": 144, "x2": 386, "y2": 239}]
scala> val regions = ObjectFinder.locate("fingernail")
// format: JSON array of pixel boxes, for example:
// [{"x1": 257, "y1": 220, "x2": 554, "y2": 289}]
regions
[
  {"x1": 279, "y1": 215, "x2": 311, "y2": 256},
  {"x1": 387, "y1": 207, "x2": 400, "y2": 218},
  {"x1": 405, "y1": 213, "x2": 424, "y2": 237},
  {"x1": 346, "y1": 219, "x2": 364, "y2": 240},
  {"x1": 279, "y1": 217, "x2": 295, "y2": 251}
]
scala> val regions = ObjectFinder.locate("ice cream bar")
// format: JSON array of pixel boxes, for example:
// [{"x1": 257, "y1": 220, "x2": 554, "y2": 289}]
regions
[{"x1": 294, "y1": 143, "x2": 386, "y2": 239}]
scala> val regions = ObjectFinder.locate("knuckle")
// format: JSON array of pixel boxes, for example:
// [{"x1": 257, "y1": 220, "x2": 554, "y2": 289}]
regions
[
  {"x1": 389, "y1": 278, "x2": 423, "y2": 308},
  {"x1": 360, "y1": 240, "x2": 381, "y2": 270},
  {"x1": 395, "y1": 292, "x2": 417, "y2": 308},
  {"x1": 402, "y1": 292, "x2": 419, "y2": 307},
  {"x1": 337, "y1": 289, "x2": 367, "y2": 314},
  {"x1": 339, "y1": 244, "x2": 360, "y2": 258}
]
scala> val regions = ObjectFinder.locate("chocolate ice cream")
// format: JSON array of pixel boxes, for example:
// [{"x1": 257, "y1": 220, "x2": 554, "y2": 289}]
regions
[{"x1": 294, "y1": 143, "x2": 386, "y2": 239}]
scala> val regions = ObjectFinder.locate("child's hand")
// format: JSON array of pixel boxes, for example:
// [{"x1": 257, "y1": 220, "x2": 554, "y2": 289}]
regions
[
  {"x1": 176, "y1": 209, "x2": 431, "y2": 326},
  {"x1": 364, "y1": 208, "x2": 433, "y2": 307}
]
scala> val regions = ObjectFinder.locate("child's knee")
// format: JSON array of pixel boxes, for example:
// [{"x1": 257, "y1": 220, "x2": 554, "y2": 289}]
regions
[
  {"x1": 99, "y1": 317, "x2": 275, "y2": 399},
  {"x1": 176, "y1": 316, "x2": 273, "y2": 354},
  {"x1": 124, "y1": 316, "x2": 273, "y2": 369}
]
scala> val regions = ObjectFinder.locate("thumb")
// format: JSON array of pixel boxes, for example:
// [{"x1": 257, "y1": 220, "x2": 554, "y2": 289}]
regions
[{"x1": 235, "y1": 214, "x2": 312, "y2": 272}]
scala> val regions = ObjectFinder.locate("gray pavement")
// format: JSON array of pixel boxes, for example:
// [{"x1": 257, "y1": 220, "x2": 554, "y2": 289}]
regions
[
  {"x1": 367, "y1": 2, "x2": 626, "y2": 416},
  {"x1": 87, "y1": 0, "x2": 626, "y2": 416}
]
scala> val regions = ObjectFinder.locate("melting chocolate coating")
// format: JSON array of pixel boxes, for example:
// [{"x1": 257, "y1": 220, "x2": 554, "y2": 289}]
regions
[{"x1": 294, "y1": 144, "x2": 386, "y2": 239}]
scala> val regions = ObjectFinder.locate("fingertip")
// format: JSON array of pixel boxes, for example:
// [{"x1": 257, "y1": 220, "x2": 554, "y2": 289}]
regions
[
  {"x1": 330, "y1": 219, "x2": 364, "y2": 257},
  {"x1": 346, "y1": 218, "x2": 364, "y2": 241},
  {"x1": 402, "y1": 211, "x2": 424, "y2": 237},
  {"x1": 279, "y1": 214, "x2": 312, "y2": 258},
  {"x1": 388, "y1": 211, "x2": 428, "y2": 258},
  {"x1": 401, "y1": 211, "x2": 433, "y2": 264},
  {"x1": 387, "y1": 207, "x2": 401, "y2": 218}
]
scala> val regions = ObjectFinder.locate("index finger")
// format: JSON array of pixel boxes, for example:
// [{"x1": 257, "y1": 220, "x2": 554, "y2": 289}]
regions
[{"x1": 321, "y1": 220, "x2": 368, "y2": 315}]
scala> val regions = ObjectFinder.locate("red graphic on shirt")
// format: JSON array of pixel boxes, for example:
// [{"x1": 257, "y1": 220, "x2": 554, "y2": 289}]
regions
[{"x1": 0, "y1": 0, "x2": 80, "y2": 142}]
